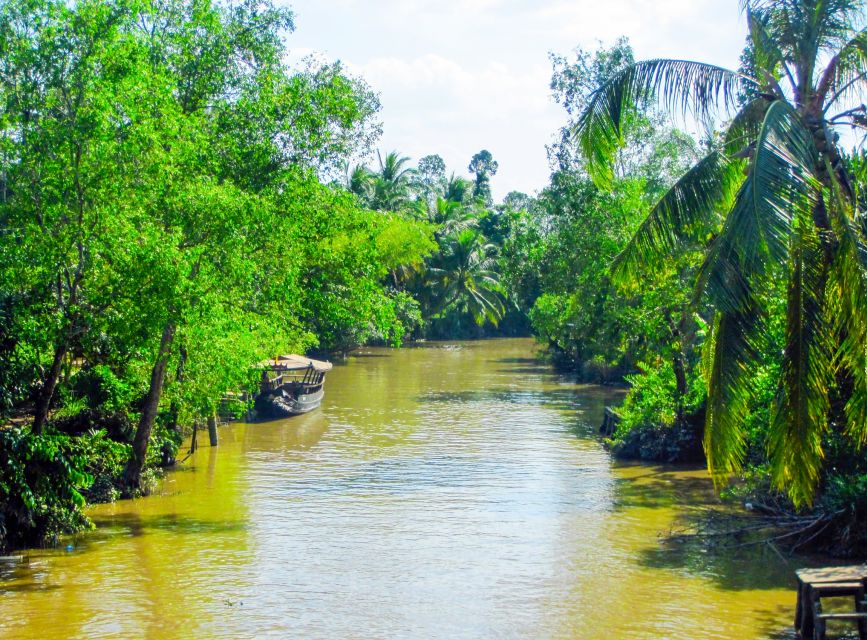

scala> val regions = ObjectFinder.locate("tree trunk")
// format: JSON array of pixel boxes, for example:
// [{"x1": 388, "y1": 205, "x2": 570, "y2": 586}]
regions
[
  {"x1": 32, "y1": 342, "x2": 68, "y2": 435},
  {"x1": 673, "y1": 350, "x2": 688, "y2": 424},
  {"x1": 168, "y1": 344, "x2": 188, "y2": 437},
  {"x1": 124, "y1": 321, "x2": 175, "y2": 491},
  {"x1": 666, "y1": 312, "x2": 689, "y2": 425}
]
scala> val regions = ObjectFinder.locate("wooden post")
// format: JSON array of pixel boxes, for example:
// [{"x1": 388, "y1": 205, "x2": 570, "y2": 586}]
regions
[
  {"x1": 208, "y1": 414, "x2": 218, "y2": 447},
  {"x1": 189, "y1": 420, "x2": 198, "y2": 454}
]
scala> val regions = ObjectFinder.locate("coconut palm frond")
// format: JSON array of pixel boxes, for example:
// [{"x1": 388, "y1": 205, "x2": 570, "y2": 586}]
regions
[
  {"x1": 768, "y1": 221, "x2": 833, "y2": 508},
  {"x1": 611, "y1": 151, "x2": 742, "y2": 283},
  {"x1": 696, "y1": 176, "x2": 764, "y2": 313},
  {"x1": 425, "y1": 228, "x2": 506, "y2": 327},
  {"x1": 704, "y1": 307, "x2": 764, "y2": 486},
  {"x1": 827, "y1": 175, "x2": 867, "y2": 444},
  {"x1": 574, "y1": 59, "x2": 754, "y2": 186},
  {"x1": 747, "y1": 7, "x2": 796, "y2": 91},
  {"x1": 348, "y1": 165, "x2": 373, "y2": 199},
  {"x1": 698, "y1": 101, "x2": 819, "y2": 311},
  {"x1": 747, "y1": 100, "x2": 821, "y2": 266},
  {"x1": 723, "y1": 97, "x2": 772, "y2": 156},
  {"x1": 825, "y1": 28, "x2": 867, "y2": 109}
]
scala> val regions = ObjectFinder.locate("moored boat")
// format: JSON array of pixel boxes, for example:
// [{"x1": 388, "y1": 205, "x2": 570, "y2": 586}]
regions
[{"x1": 254, "y1": 355, "x2": 332, "y2": 419}]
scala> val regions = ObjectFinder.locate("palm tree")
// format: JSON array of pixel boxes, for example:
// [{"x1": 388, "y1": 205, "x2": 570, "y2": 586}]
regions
[
  {"x1": 444, "y1": 173, "x2": 473, "y2": 204},
  {"x1": 426, "y1": 228, "x2": 506, "y2": 326},
  {"x1": 428, "y1": 196, "x2": 474, "y2": 236},
  {"x1": 347, "y1": 164, "x2": 374, "y2": 203},
  {"x1": 576, "y1": 0, "x2": 867, "y2": 506},
  {"x1": 371, "y1": 150, "x2": 415, "y2": 211}
]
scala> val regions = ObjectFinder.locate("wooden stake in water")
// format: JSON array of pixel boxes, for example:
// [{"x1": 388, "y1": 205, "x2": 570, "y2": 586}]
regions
[{"x1": 208, "y1": 414, "x2": 218, "y2": 447}]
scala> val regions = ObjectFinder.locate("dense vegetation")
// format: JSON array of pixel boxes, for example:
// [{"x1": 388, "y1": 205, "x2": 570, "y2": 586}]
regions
[
  {"x1": 2, "y1": 0, "x2": 866, "y2": 559},
  {"x1": 502, "y1": 0, "x2": 867, "y2": 554},
  {"x1": 0, "y1": 0, "x2": 435, "y2": 550},
  {"x1": 0, "y1": 0, "x2": 535, "y2": 552}
]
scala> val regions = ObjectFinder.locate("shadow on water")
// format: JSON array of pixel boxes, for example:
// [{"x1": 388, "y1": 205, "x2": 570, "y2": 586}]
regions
[
  {"x1": 0, "y1": 560, "x2": 63, "y2": 594},
  {"x1": 500, "y1": 365, "x2": 559, "y2": 376},
  {"x1": 610, "y1": 464, "x2": 798, "y2": 593},
  {"x1": 756, "y1": 607, "x2": 860, "y2": 639},
  {"x1": 756, "y1": 605, "x2": 800, "y2": 639},
  {"x1": 611, "y1": 468, "x2": 711, "y2": 511},
  {"x1": 88, "y1": 513, "x2": 247, "y2": 538},
  {"x1": 636, "y1": 536, "x2": 796, "y2": 591},
  {"x1": 0, "y1": 579, "x2": 62, "y2": 594}
]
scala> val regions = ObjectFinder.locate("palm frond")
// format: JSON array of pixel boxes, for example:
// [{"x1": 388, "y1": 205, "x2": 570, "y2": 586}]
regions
[
  {"x1": 704, "y1": 307, "x2": 764, "y2": 486},
  {"x1": 698, "y1": 101, "x2": 820, "y2": 311},
  {"x1": 827, "y1": 170, "x2": 867, "y2": 444},
  {"x1": 747, "y1": 100, "x2": 820, "y2": 265},
  {"x1": 574, "y1": 59, "x2": 754, "y2": 186},
  {"x1": 825, "y1": 28, "x2": 867, "y2": 110},
  {"x1": 723, "y1": 97, "x2": 771, "y2": 156},
  {"x1": 611, "y1": 151, "x2": 742, "y2": 283},
  {"x1": 768, "y1": 216, "x2": 833, "y2": 508},
  {"x1": 747, "y1": 7, "x2": 796, "y2": 92}
]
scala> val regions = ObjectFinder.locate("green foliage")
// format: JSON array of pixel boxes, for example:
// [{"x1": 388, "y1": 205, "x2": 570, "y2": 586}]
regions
[
  {"x1": 468, "y1": 150, "x2": 499, "y2": 204},
  {"x1": 573, "y1": 2, "x2": 867, "y2": 506},
  {"x1": 71, "y1": 367, "x2": 138, "y2": 416},
  {"x1": 609, "y1": 361, "x2": 707, "y2": 462},
  {"x1": 0, "y1": 0, "x2": 434, "y2": 512},
  {"x1": 0, "y1": 429, "x2": 93, "y2": 551}
]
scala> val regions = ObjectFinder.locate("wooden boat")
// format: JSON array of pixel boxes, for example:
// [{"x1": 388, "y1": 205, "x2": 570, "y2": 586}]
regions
[{"x1": 254, "y1": 355, "x2": 333, "y2": 419}]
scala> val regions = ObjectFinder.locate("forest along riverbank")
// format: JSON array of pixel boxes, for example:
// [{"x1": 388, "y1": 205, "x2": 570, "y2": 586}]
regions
[{"x1": 0, "y1": 339, "x2": 807, "y2": 639}]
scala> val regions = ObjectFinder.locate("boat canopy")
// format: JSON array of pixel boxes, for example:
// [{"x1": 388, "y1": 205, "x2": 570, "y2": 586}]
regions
[{"x1": 259, "y1": 354, "x2": 333, "y2": 372}]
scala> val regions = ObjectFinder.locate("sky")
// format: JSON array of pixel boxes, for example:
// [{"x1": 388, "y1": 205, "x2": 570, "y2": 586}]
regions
[{"x1": 282, "y1": 0, "x2": 749, "y2": 201}]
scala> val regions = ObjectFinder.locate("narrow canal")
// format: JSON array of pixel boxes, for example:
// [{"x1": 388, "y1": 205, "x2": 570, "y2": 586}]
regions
[{"x1": 1, "y1": 339, "x2": 801, "y2": 639}]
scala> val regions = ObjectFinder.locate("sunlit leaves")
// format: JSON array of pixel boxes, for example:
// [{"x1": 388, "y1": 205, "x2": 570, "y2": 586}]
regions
[
  {"x1": 576, "y1": 0, "x2": 867, "y2": 507},
  {"x1": 575, "y1": 59, "x2": 753, "y2": 187},
  {"x1": 611, "y1": 151, "x2": 742, "y2": 282}
]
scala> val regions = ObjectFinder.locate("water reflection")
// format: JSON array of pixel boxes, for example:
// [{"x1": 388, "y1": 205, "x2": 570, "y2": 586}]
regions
[{"x1": 0, "y1": 339, "x2": 802, "y2": 639}]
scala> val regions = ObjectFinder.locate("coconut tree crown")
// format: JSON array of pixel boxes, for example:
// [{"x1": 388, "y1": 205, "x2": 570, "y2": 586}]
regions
[{"x1": 575, "y1": 0, "x2": 867, "y2": 506}]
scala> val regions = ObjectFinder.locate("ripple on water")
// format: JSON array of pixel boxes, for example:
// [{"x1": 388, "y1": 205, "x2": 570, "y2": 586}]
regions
[{"x1": 1, "y1": 339, "x2": 799, "y2": 640}]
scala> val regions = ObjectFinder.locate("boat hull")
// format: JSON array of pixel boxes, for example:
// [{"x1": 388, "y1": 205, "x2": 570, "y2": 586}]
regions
[{"x1": 255, "y1": 386, "x2": 324, "y2": 419}]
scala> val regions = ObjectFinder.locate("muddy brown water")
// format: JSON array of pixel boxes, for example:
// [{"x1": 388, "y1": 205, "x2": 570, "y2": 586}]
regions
[{"x1": 1, "y1": 339, "x2": 808, "y2": 639}]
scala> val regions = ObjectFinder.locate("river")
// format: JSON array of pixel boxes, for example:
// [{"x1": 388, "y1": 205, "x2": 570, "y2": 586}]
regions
[{"x1": 0, "y1": 339, "x2": 802, "y2": 639}]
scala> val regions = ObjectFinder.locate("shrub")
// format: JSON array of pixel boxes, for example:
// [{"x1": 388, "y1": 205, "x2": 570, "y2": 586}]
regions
[
  {"x1": 608, "y1": 361, "x2": 706, "y2": 463},
  {"x1": 0, "y1": 429, "x2": 93, "y2": 551}
]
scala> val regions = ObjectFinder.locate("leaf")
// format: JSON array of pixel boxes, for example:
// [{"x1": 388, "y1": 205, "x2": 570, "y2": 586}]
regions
[
  {"x1": 723, "y1": 97, "x2": 771, "y2": 156},
  {"x1": 826, "y1": 167, "x2": 867, "y2": 445},
  {"x1": 768, "y1": 216, "x2": 833, "y2": 508},
  {"x1": 697, "y1": 101, "x2": 820, "y2": 312},
  {"x1": 611, "y1": 150, "x2": 742, "y2": 283},
  {"x1": 574, "y1": 59, "x2": 753, "y2": 186},
  {"x1": 704, "y1": 306, "x2": 764, "y2": 486}
]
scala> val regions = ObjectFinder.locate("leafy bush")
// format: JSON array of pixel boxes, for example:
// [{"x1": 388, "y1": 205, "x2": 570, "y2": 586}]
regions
[
  {"x1": 608, "y1": 361, "x2": 706, "y2": 463},
  {"x1": 65, "y1": 430, "x2": 131, "y2": 503},
  {"x1": 0, "y1": 429, "x2": 93, "y2": 551},
  {"x1": 71, "y1": 366, "x2": 137, "y2": 415}
]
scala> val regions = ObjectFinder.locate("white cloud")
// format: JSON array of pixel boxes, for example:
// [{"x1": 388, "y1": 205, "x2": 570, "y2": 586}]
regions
[{"x1": 283, "y1": 0, "x2": 748, "y2": 199}]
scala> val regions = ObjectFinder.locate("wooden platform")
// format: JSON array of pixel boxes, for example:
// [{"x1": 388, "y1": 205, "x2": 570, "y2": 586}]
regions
[{"x1": 795, "y1": 565, "x2": 867, "y2": 639}]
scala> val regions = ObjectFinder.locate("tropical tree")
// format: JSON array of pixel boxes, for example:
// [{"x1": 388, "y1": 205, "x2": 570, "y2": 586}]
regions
[
  {"x1": 425, "y1": 228, "x2": 506, "y2": 326},
  {"x1": 416, "y1": 154, "x2": 447, "y2": 202},
  {"x1": 370, "y1": 150, "x2": 416, "y2": 211},
  {"x1": 468, "y1": 150, "x2": 499, "y2": 204},
  {"x1": 348, "y1": 164, "x2": 374, "y2": 201},
  {"x1": 576, "y1": 0, "x2": 867, "y2": 506},
  {"x1": 444, "y1": 173, "x2": 474, "y2": 204},
  {"x1": 427, "y1": 197, "x2": 473, "y2": 235}
]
